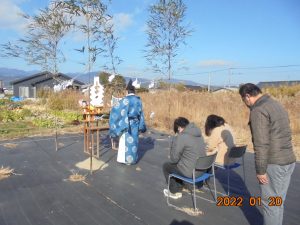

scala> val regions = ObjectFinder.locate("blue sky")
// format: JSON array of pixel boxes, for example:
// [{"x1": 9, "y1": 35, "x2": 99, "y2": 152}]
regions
[{"x1": 0, "y1": 0, "x2": 300, "y2": 86}]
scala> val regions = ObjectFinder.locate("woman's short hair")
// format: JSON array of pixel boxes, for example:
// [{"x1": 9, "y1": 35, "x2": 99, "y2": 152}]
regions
[
  {"x1": 173, "y1": 117, "x2": 189, "y2": 133},
  {"x1": 239, "y1": 83, "x2": 262, "y2": 98},
  {"x1": 205, "y1": 114, "x2": 225, "y2": 136}
]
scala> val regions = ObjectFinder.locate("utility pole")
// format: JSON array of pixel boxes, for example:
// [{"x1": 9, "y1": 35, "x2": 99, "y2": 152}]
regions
[
  {"x1": 228, "y1": 68, "x2": 232, "y2": 88},
  {"x1": 208, "y1": 72, "x2": 211, "y2": 92}
]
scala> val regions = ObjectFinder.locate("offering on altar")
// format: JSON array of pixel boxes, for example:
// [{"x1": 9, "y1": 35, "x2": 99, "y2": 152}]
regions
[
  {"x1": 79, "y1": 76, "x2": 106, "y2": 117},
  {"x1": 90, "y1": 76, "x2": 104, "y2": 107}
]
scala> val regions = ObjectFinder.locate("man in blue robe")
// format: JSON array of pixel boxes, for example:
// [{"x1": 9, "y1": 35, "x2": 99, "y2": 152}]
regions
[{"x1": 109, "y1": 79, "x2": 147, "y2": 165}]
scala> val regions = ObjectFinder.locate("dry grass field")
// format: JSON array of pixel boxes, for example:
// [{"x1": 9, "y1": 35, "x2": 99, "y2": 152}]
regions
[
  {"x1": 1, "y1": 85, "x2": 299, "y2": 160},
  {"x1": 139, "y1": 88, "x2": 300, "y2": 159}
]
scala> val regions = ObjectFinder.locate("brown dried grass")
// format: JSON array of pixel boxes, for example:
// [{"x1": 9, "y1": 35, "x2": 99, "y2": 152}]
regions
[
  {"x1": 3, "y1": 143, "x2": 18, "y2": 149},
  {"x1": 46, "y1": 90, "x2": 84, "y2": 111},
  {"x1": 68, "y1": 172, "x2": 87, "y2": 182},
  {"x1": 175, "y1": 207, "x2": 204, "y2": 216},
  {"x1": 0, "y1": 166, "x2": 14, "y2": 180},
  {"x1": 139, "y1": 89, "x2": 300, "y2": 158}
]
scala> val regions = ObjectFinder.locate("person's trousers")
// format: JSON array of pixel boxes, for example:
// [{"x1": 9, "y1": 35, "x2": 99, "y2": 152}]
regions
[
  {"x1": 163, "y1": 162, "x2": 185, "y2": 193},
  {"x1": 260, "y1": 163, "x2": 295, "y2": 225}
]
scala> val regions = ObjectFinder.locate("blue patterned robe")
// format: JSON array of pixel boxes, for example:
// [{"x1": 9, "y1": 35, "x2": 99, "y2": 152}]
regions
[{"x1": 109, "y1": 94, "x2": 146, "y2": 164}]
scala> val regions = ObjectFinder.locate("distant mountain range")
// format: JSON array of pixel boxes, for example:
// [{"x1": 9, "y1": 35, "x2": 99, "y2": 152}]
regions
[
  {"x1": 0, "y1": 67, "x2": 205, "y2": 88},
  {"x1": 0, "y1": 68, "x2": 39, "y2": 87},
  {"x1": 66, "y1": 71, "x2": 205, "y2": 87},
  {"x1": 0, "y1": 68, "x2": 39, "y2": 76}
]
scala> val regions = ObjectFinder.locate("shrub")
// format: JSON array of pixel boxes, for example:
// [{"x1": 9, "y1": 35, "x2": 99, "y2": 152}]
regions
[
  {"x1": 47, "y1": 90, "x2": 83, "y2": 111},
  {"x1": 37, "y1": 89, "x2": 51, "y2": 98},
  {"x1": 32, "y1": 118, "x2": 57, "y2": 128},
  {"x1": 48, "y1": 95, "x2": 64, "y2": 110},
  {"x1": 0, "y1": 109, "x2": 33, "y2": 122},
  {"x1": 20, "y1": 108, "x2": 32, "y2": 118},
  {"x1": 0, "y1": 110, "x2": 14, "y2": 122},
  {"x1": 53, "y1": 110, "x2": 80, "y2": 123},
  {"x1": 0, "y1": 99, "x2": 10, "y2": 106}
]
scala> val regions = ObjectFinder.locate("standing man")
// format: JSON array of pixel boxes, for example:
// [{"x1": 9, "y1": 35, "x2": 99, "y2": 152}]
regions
[
  {"x1": 163, "y1": 117, "x2": 207, "y2": 199},
  {"x1": 109, "y1": 79, "x2": 146, "y2": 165},
  {"x1": 239, "y1": 83, "x2": 296, "y2": 225}
]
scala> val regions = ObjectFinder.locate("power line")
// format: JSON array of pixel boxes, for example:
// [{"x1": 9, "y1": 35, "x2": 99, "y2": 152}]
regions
[
  {"x1": 174, "y1": 68, "x2": 229, "y2": 76},
  {"x1": 174, "y1": 64, "x2": 300, "y2": 77},
  {"x1": 230, "y1": 64, "x2": 300, "y2": 70},
  {"x1": 246, "y1": 69, "x2": 300, "y2": 74}
]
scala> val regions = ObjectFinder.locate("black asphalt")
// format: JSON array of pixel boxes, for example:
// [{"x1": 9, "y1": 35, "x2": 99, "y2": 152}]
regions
[{"x1": 0, "y1": 130, "x2": 299, "y2": 225}]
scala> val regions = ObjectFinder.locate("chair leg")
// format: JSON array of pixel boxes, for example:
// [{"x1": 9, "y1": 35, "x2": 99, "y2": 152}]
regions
[
  {"x1": 167, "y1": 175, "x2": 171, "y2": 206},
  {"x1": 242, "y1": 156, "x2": 246, "y2": 185},
  {"x1": 193, "y1": 182, "x2": 197, "y2": 211},
  {"x1": 227, "y1": 169, "x2": 230, "y2": 196},
  {"x1": 213, "y1": 175, "x2": 217, "y2": 202}
]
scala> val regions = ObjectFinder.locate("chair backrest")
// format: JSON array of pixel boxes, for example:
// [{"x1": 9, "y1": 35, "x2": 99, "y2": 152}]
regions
[
  {"x1": 195, "y1": 152, "x2": 217, "y2": 170},
  {"x1": 228, "y1": 145, "x2": 247, "y2": 158}
]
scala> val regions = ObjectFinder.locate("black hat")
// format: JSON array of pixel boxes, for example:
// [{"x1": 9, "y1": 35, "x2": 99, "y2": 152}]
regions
[{"x1": 126, "y1": 79, "x2": 135, "y2": 92}]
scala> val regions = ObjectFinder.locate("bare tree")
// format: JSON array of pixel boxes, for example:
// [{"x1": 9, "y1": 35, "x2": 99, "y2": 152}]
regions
[
  {"x1": 2, "y1": 1, "x2": 74, "y2": 76},
  {"x1": 145, "y1": 0, "x2": 192, "y2": 81},
  {"x1": 59, "y1": 0, "x2": 114, "y2": 76},
  {"x1": 1, "y1": 1, "x2": 75, "y2": 152},
  {"x1": 58, "y1": 0, "x2": 119, "y2": 174},
  {"x1": 145, "y1": 0, "x2": 192, "y2": 130},
  {"x1": 102, "y1": 23, "x2": 122, "y2": 75},
  {"x1": 62, "y1": 0, "x2": 123, "y2": 104}
]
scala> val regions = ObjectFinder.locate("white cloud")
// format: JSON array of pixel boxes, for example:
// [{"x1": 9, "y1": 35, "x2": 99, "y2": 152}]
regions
[
  {"x1": 197, "y1": 60, "x2": 234, "y2": 67},
  {"x1": 0, "y1": 0, "x2": 28, "y2": 32},
  {"x1": 112, "y1": 13, "x2": 134, "y2": 32},
  {"x1": 66, "y1": 12, "x2": 133, "y2": 43},
  {"x1": 139, "y1": 23, "x2": 148, "y2": 33}
]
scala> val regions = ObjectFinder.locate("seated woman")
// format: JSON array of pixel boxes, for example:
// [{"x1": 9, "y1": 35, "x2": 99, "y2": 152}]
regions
[{"x1": 205, "y1": 114, "x2": 236, "y2": 166}]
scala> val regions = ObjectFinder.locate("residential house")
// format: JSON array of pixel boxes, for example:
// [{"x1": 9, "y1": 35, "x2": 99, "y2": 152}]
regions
[{"x1": 11, "y1": 71, "x2": 85, "y2": 98}]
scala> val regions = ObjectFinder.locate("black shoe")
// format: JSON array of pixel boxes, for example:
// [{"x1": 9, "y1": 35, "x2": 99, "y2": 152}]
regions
[
  {"x1": 197, "y1": 181, "x2": 204, "y2": 188},
  {"x1": 183, "y1": 183, "x2": 194, "y2": 191}
]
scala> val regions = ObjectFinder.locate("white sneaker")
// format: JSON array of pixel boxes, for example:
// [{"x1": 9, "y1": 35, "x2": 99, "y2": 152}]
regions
[{"x1": 163, "y1": 189, "x2": 182, "y2": 199}]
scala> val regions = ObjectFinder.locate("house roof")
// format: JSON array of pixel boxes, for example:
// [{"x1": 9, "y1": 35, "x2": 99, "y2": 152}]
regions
[
  {"x1": 10, "y1": 71, "x2": 85, "y2": 85},
  {"x1": 257, "y1": 80, "x2": 300, "y2": 88},
  {"x1": 185, "y1": 84, "x2": 205, "y2": 90},
  {"x1": 212, "y1": 87, "x2": 238, "y2": 92}
]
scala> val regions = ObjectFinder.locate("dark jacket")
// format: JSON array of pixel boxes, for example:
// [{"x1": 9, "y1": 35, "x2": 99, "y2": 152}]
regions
[
  {"x1": 249, "y1": 95, "x2": 296, "y2": 174},
  {"x1": 170, "y1": 123, "x2": 207, "y2": 177}
]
